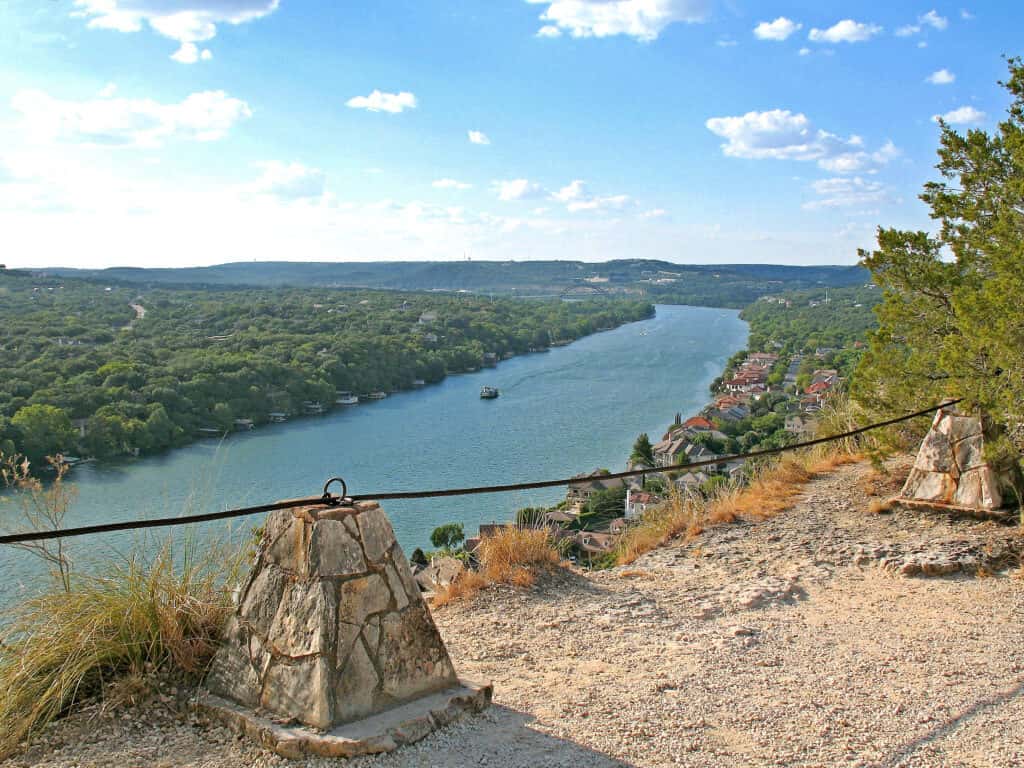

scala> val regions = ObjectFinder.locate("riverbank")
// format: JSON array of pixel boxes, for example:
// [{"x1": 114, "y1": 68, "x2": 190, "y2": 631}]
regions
[
  {"x1": 8, "y1": 457, "x2": 1021, "y2": 767},
  {"x1": 0, "y1": 305, "x2": 748, "y2": 609}
]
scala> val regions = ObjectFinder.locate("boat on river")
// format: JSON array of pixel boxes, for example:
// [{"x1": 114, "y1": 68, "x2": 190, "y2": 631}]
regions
[
  {"x1": 366, "y1": 391, "x2": 388, "y2": 400},
  {"x1": 480, "y1": 386, "x2": 500, "y2": 399},
  {"x1": 335, "y1": 391, "x2": 359, "y2": 405}
]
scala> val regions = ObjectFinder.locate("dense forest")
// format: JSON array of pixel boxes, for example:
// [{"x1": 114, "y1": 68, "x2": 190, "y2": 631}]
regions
[
  {"x1": 0, "y1": 272, "x2": 652, "y2": 464},
  {"x1": 43, "y1": 260, "x2": 868, "y2": 309}
]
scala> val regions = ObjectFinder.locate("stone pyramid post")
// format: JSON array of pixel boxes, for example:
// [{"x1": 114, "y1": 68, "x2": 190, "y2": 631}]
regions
[
  {"x1": 896, "y1": 405, "x2": 1020, "y2": 516},
  {"x1": 197, "y1": 499, "x2": 490, "y2": 759}
]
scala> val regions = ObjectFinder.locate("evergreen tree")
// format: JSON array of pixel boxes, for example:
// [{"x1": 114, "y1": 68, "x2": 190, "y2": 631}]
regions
[
  {"x1": 854, "y1": 58, "x2": 1024, "y2": 451},
  {"x1": 630, "y1": 432, "x2": 655, "y2": 466}
]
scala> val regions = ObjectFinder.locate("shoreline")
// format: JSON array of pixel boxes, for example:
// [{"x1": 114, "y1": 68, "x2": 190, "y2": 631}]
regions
[
  {"x1": 449, "y1": 312, "x2": 753, "y2": 555},
  {"x1": 43, "y1": 308, "x2": 657, "y2": 477}
]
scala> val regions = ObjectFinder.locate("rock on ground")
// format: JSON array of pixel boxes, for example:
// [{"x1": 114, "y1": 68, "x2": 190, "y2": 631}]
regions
[{"x1": 3, "y1": 458, "x2": 1023, "y2": 767}]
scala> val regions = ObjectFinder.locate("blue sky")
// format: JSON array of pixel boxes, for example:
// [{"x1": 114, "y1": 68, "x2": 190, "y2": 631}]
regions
[{"x1": 0, "y1": 1, "x2": 1019, "y2": 268}]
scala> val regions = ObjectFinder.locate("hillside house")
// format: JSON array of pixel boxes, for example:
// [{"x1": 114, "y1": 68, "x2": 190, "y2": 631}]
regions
[
  {"x1": 566, "y1": 471, "x2": 625, "y2": 504},
  {"x1": 544, "y1": 509, "x2": 578, "y2": 526},
  {"x1": 682, "y1": 416, "x2": 715, "y2": 431},
  {"x1": 624, "y1": 489, "x2": 658, "y2": 520},
  {"x1": 653, "y1": 437, "x2": 688, "y2": 467},
  {"x1": 785, "y1": 415, "x2": 817, "y2": 438},
  {"x1": 674, "y1": 471, "x2": 710, "y2": 491},
  {"x1": 574, "y1": 531, "x2": 615, "y2": 555}
]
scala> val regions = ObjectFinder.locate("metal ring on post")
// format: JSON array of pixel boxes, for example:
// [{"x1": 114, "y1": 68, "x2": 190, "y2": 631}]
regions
[{"x1": 321, "y1": 477, "x2": 349, "y2": 506}]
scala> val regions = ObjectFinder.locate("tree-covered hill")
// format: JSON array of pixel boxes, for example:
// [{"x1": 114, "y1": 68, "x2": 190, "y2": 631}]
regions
[
  {"x1": 39, "y1": 260, "x2": 868, "y2": 308},
  {"x1": 0, "y1": 272, "x2": 652, "y2": 464},
  {"x1": 741, "y1": 286, "x2": 880, "y2": 354}
]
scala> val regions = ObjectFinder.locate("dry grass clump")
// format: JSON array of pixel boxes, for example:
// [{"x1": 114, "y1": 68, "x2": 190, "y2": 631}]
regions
[
  {"x1": 867, "y1": 498, "x2": 895, "y2": 515},
  {"x1": 705, "y1": 451, "x2": 862, "y2": 526},
  {"x1": 615, "y1": 487, "x2": 705, "y2": 566},
  {"x1": 0, "y1": 538, "x2": 244, "y2": 758},
  {"x1": 433, "y1": 527, "x2": 562, "y2": 607},
  {"x1": 616, "y1": 447, "x2": 863, "y2": 565}
]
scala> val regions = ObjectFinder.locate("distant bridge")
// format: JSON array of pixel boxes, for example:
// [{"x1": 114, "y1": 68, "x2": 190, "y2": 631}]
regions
[{"x1": 559, "y1": 285, "x2": 611, "y2": 299}]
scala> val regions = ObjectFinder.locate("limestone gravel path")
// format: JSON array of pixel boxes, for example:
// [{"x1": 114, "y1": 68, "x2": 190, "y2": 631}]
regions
[{"x1": 4, "y1": 459, "x2": 1023, "y2": 767}]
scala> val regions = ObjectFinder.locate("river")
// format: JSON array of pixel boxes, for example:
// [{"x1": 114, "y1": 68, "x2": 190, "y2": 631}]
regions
[{"x1": 0, "y1": 304, "x2": 747, "y2": 606}]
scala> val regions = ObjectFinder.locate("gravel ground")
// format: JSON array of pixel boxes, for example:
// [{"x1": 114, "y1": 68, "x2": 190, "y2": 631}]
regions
[{"x1": 4, "y1": 458, "x2": 1023, "y2": 767}]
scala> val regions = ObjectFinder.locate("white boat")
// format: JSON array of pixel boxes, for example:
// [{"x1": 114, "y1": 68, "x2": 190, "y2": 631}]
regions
[
  {"x1": 335, "y1": 391, "x2": 359, "y2": 405},
  {"x1": 366, "y1": 391, "x2": 388, "y2": 400},
  {"x1": 480, "y1": 386, "x2": 500, "y2": 399}
]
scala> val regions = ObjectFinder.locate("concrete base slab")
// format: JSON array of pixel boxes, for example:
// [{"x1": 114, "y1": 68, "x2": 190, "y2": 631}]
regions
[{"x1": 195, "y1": 679, "x2": 492, "y2": 759}]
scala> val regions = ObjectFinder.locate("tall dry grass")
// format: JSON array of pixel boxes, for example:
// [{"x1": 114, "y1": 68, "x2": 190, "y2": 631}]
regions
[
  {"x1": 433, "y1": 526, "x2": 562, "y2": 606},
  {"x1": 616, "y1": 446, "x2": 862, "y2": 566},
  {"x1": 0, "y1": 537, "x2": 245, "y2": 758}
]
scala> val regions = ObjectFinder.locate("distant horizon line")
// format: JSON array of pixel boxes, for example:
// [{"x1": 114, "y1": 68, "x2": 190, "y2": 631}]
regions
[{"x1": 18, "y1": 258, "x2": 867, "y2": 272}]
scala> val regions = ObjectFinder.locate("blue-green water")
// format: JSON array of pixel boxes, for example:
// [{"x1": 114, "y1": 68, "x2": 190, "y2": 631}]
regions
[{"x1": 0, "y1": 305, "x2": 747, "y2": 606}]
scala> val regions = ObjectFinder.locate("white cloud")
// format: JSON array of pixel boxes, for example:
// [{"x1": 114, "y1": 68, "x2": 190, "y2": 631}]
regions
[
  {"x1": 567, "y1": 194, "x2": 630, "y2": 213},
  {"x1": 433, "y1": 178, "x2": 472, "y2": 190},
  {"x1": 920, "y1": 10, "x2": 948, "y2": 30},
  {"x1": 798, "y1": 47, "x2": 811, "y2": 56},
  {"x1": 961, "y1": 9, "x2": 974, "y2": 20},
  {"x1": 754, "y1": 17, "x2": 802, "y2": 41},
  {"x1": 253, "y1": 161, "x2": 326, "y2": 201},
  {"x1": 548, "y1": 179, "x2": 632, "y2": 213},
  {"x1": 536, "y1": 25, "x2": 562, "y2": 38},
  {"x1": 71, "y1": 1, "x2": 279, "y2": 56},
  {"x1": 808, "y1": 20, "x2": 882, "y2": 44},
  {"x1": 817, "y1": 140, "x2": 900, "y2": 174},
  {"x1": 98, "y1": 82, "x2": 117, "y2": 98},
  {"x1": 552, "y1": 179, "x2": 587, "y2": 202},
  {"x1": 926, "y1": 68, "x2": 955, "y2": 85},
  {"x1": 896, "y1": 11, "x2": 949, "y2": 38},
  {"x1": 170, "y1": 42, "x2": 213, "y2": 63},
  {"x1": 10, "y1": 88, "x2": 252, "y2": 147},
  {"x1": 494, "y1": 179, "x2": 547, "y2": 201},
  {"x1": 345, "y1": 90, "x2": 417, "y2": 114},
  {"x1": 804, "y1": 177, "x2": 887, "y2": 209},
  {"x1": 706, "y1": 109, "x2": 840, "y2": 161},
  {"x1": 468, "y1": 130, "x2": 490, "y2": 145},
  {"x1": 524, "y1": 0, "x2": 710, "y2": 42},
  {"x1": 706, "y1": 110, "x2": 897, "y2": 174},
  {"x1": 640, "y1": 208, "x2": 667, "y2": 218},
  {"x1": 716, "y1": 38, "x2": 737, "y2": 47},
  {"x1": 933, "y1": 106, "x2": 985, "y2": 125}
]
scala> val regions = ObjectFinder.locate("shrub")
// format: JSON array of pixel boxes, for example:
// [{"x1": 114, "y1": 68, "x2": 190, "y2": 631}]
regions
[
  {"x1": 433, "y1": 527, "x2": 561, "y2": 606},
  {"x1": 0, "y1": 537, "x2": 244, "y2": 758},
  {"x1": 616, "y1": 446, "x2": 862, "y2": 565}
]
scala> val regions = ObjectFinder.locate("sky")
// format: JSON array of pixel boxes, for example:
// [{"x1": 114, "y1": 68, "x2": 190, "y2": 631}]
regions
[{"x1": 0, "y1": 1, "x2": 1019, "y2": 269}]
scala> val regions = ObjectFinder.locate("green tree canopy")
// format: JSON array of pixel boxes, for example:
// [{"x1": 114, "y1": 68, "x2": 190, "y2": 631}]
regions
[
  {"x1": 854, "y1": 59, "x2": 1024, "y2": 452},
  {"x1": 11, "y1": 404, "x2": 75, "y2": 464},
  {"x1": 630, "y1": 432, "x2": 655, "y2": 466},
  {"x1": 429, "y1": 522, "x2": 465, "y2": 551}
]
